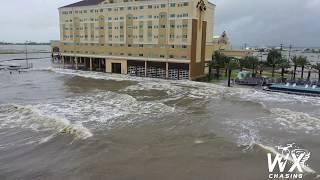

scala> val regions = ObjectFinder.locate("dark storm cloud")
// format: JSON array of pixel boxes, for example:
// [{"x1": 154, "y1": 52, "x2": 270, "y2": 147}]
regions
[
  {"x1": 0, "y1": 0, "x2": 319, "y2": 47},
  {"x1": 210, "y1": 0, "x2": 320, "y2": 47}
]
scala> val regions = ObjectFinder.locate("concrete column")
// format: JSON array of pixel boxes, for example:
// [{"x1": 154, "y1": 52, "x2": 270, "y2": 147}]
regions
[
  {"x1": 62, "y1": 56, "x2": 65, "y2": 69},
  {"x1": 105, "y1": 59, "x2": 108, "y2": 73},
  {"x1": 98, "y1": 58, "x2": 102, "y2": 71},
  {"x1": 90, "y1": 58, "x2": 93, "y2": 71},
  {"x1": 75, "y1": 57, "x2": 78, "y2": 70},
  {"x1": 166, "y1": 62, "x2": 169, "y2": 79},
  {"x1": 145, "y1": 61, "x2": 147, "y2": 77}
]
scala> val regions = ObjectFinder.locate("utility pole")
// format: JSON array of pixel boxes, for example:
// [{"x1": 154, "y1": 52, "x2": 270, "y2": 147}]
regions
[
  {"x1": 288, "y1": 44, "x2": 292, "y2": 60},
  {"x1": 25, "y1": 41, "x2": 29, "y2": 67}
]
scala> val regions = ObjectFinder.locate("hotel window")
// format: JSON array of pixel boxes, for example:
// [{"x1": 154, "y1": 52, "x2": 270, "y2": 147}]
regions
[
  {"x1": 148, "y1": 25, "x2": 152, "y2": 29},
  {"x1": 128, "y1": 7, "x2": 132, "y2": 10},
  {"x1": 169, "y1": 55, "x2": 174, "y2": 58},
  {"x1": 140, "y1": 6, "x2": 144, "y2": 9},
  {"x1": 128, "y1": 44, "x2": 132, "y2": 47},
  {"x1": 170, "y1": 24, "x2": 175, "y2": 28},
  {"x1": 128, "y1": 53, "x2": 132, "y2": 56},
  {"x1": 139, "y1": 44, "x2": 144, "y2": 47},
  {"x1": 120, "y1": 7, "x2": 124, "y2": 11},
  {"x1": 160, "y1": 25, "x2": 166, "y2": 28},
  {"x1": 184, "y1": 2, "x2": 189, "y2": 6},
  {"x1": 160, "y1": 15, "x2": 166, "y2": 18},
  {"x1": 170, "y1": 3, "x2": 176, "y2": 7},
  {"x1": 160, "y1": 55, "x2": 165, "y2": 58},
  {"x1": 100, "y1": 9, "x2": 103, "y2": 12},
  {"x1": 182, "y1": 45, "x2": 187, "y2": 48},
  {"x1": 139, "y1": 54, "x2": 143, "y2": 57},
  {"x1": 183, "y1": 13, "x2": 188, "y2": 17},
  {"x1": 170, "y1": 14, "x2": 175, "y2": 18},
  {"x1": 90, "y1": 10, "x2": 94, "y2": 13},
  {"x1": 108, "y1": 8, "x2": 112, "y2": 11},
  {"x1": 148, "y1": 5, "x2": 152, "y2": 9},
  {"x1": 183, "y1": 35, "x2": 188, "y2": 38},
  {"x1": 161, "y1": 4, "x2": 166, "y2": 8},
  {"x1": 170, "y1": 45, "x2": 175, "y2": 48},
  {"x1": 181, "y1": 56, "x2": 187, "y2": 59}
]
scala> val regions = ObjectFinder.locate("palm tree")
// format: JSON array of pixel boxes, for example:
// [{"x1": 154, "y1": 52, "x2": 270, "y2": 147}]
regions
[
  {"x1": 267, "y1": 49, "x2": 282, "y2": 77},
  {"x1": 224, "y1": 56, "x2": 231, "y2": 77},
  {"x1": 312, "y1": 63, "x2": 320, "y2": 82},
  {"x1": 291, "y1": 55, "x2": 299, "y2": 80},
  {"x1": 244, "y1": 56, "x2": 259, "y2": 77},
  {"x1": 278, "y1": 58, "x2": 290, "y2": 81},
  {"x1": 211, "y1": 51, "x2": 226, "y2": 79},
  {"x1": 226, "y1": 57, "x2": 239, "y2": 87},
  {"x1": 298, "y1": 56, "x2": 309, "y2": 79},
  {"x1": 257, "y1": 61, "x2": 265, "y2": 76},
  {"x1": 239, "y1": 58, "x2": 247, "y2": 72}
]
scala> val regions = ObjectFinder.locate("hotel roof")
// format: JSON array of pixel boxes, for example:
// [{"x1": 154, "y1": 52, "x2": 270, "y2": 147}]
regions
[
  {"x1": 60, "y1": 0, "x2": 105, "y2": 8},
  {"x1": 60, "y1": 0, "x2": 216, "y2": 9}
]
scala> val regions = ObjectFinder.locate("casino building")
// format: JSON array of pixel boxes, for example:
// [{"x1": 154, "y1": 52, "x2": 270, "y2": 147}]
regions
[{"x1": 52, "y1": 0, "x2": 218, "y2": 80}]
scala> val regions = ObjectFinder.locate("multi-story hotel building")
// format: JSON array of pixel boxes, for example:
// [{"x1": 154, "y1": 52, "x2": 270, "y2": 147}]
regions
[{"x1": 52, "y1": 0, "x2": 217, "y2": 80}]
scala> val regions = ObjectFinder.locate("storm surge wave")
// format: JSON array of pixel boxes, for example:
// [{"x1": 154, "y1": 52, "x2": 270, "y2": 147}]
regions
[{"x1": 0, "y1": 104, "x2": 93, "y2": 140}]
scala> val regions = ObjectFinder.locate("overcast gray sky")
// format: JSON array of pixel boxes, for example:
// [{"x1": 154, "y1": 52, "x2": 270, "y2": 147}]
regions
[{"x1": 0, "y1": 0, "x2": 319, "y2": 47}]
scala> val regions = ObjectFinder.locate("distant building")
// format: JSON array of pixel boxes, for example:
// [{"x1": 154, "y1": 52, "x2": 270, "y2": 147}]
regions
[{"x1": 51, "y1": 0, "x2": 251, "y2": 80}]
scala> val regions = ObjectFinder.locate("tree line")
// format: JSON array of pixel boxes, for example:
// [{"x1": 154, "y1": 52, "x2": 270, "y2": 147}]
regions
[{"x1": 208, "y1": 49, "x2": 320, "y2": 86}]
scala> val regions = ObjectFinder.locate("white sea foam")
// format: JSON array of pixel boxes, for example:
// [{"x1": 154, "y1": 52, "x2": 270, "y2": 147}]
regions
[
  {"x1": 47, "y1": 68, "x2": 320, "y2": 106},
  {"x1": 0, "y1": 104, "x2": 93, "y2": 140},
  {"x1": 270, "y1": 108, "x2": 320, "y2": 135},
  {"x1": 34, "y1": 91, "x2": 175, "y2": 129}
]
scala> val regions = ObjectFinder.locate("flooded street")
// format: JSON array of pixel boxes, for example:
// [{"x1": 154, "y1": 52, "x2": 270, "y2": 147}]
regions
[{"x1": 0, "y1": 46, "x2": 320, "y2": 179}]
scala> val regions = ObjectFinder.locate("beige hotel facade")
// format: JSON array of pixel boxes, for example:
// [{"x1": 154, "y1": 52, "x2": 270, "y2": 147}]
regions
[{"x1": 52, "y1": 0, "x2": 220, "y2": 80}]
